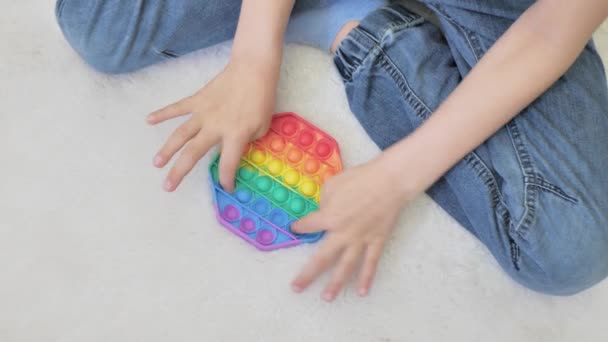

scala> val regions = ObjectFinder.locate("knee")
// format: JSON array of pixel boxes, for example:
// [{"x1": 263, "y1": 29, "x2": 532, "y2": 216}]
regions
[
  {"x1": 55, "y1": 0, "x2": 133, "y2": 74},
  {"x1": 515, "y1": 227, "x2": 608, "y2": 296}
]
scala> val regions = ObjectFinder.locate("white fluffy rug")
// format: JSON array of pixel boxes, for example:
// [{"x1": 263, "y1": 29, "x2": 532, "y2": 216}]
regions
[{"x1": 2, "y1": 2, "x2": 608, "y2": 341}]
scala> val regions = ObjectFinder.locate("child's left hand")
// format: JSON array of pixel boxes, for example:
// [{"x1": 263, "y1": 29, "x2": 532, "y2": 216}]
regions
[{"x1": 290, "y1": 156, "x2": 413, "y2": 301}]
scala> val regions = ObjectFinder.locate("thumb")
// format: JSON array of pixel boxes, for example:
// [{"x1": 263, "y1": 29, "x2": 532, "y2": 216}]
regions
[
  {"x1": 219, "y1": 136, "x2": 247, "y2": 193},
  {"x1": 291, "y1": 210, "x2": 326, "y2": 234}
]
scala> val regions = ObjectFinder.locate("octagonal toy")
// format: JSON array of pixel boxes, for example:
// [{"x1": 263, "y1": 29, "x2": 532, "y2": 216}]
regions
[{"x1": 209, "y1": 112, "x2": 343, "y2": 251}]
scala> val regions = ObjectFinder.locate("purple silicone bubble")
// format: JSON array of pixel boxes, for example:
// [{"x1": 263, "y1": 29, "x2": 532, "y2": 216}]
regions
[
  {"x1": 256, "y1": 229, "x2": 277, "y2": 246},
  {"x1": 240, "y1": 218, "x2": 257, "y2": 233},
  {"x1": 222, "y1": 205, "x2": 241, "y2": 222}
]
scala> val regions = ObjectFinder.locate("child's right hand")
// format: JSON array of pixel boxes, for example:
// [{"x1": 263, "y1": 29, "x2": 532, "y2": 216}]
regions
[{"x1": 147, "y1": 60, "x2": 278, "y2": 193}]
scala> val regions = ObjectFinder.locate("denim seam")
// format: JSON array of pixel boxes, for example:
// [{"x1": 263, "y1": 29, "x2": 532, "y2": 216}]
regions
[
  {"x1": 463, "y1": 154, "x2": 504, "y2": 208},
  {"x1": 506, "y1": 121, "x2": 537, "y2": 175},
  {"x1": 377, "y1": 53, "x2": 433, "y2": 118},
  {"x1": 507, "y1": 120, "x2": 580, "y2": 236},
  {"x1": 464, "y1": 153, "x2": 522, "y2": 269},
  {"x1": 525, "y1": 176, "x2": 579, "y2": 204}
]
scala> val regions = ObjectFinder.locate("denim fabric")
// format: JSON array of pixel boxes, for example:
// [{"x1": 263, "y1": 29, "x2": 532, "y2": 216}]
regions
[
  {"x1": 335, "y1": 2, "x2": 608, "y2": 295},
  {"x1": 54, "y1": 0, "x2": 336, "y2": 73},
  {"x1": 55, "y1": 0, "x2": 608, "y2": 295}
]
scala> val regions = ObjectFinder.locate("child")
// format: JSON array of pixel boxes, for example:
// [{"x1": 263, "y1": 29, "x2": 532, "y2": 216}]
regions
[{"x1": 56, "y1": 0, "x2": 608, "y2": 300}]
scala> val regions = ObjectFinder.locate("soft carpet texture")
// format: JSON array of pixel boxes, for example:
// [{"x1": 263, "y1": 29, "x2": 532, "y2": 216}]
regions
[{"x1": 2, "y1": 2, "x2": 608, "y2": 341}]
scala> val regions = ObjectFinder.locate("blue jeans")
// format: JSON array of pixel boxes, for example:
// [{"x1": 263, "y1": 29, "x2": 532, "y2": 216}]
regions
[{"x1": 56, "y1": 0, "x2": 608, "y2": 295}]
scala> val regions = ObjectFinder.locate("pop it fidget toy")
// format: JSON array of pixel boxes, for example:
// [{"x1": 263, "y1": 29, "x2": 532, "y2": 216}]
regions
[{"x1": 209, "y1": 113, "x2": 343, "y2": 251}]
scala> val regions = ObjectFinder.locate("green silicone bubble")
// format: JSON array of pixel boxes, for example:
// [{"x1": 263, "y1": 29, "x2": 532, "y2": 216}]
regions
[
  {"x1": 256, "y1": 176, "x2": 273, "y2": 193},
  {"x1": 289, "y1": 198, "x2": 307, "y2": 215},
  {"x1": 272, "y1": 187, "x2": 290, "y2": 203},
  {"x1": 238, "y1": 165, "x2": 257, "y2": 181}
]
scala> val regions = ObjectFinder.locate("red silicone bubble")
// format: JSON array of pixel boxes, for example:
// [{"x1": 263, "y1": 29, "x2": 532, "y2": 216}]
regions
[
  {"x1": 315, "y1": 139, "x2": 333, "y2": 159},
  {"x1": 280, "y1": 119, "x2": 299, "y2": 137},
  {"x1": 297, "y1": 129, "x2": 315, "y2": 148}
]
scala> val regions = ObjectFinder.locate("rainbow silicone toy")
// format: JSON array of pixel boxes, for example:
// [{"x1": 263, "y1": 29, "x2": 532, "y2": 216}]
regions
[{"x1": 209, "y1": 113, "x2": 343, "y2": 251}]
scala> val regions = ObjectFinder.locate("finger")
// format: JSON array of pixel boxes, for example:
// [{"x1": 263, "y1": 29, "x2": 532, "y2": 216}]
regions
[
  {"x1": 147, "y1": 96, "x2": 195, "y2": 125},
  {"x1": 322, "y1": 245, "x2": 363, "y2": 302},
  {"x1": 153, "y1": 119, "x2": 201, "y2": 168},
  {"x1": 291, "y1": 237, "x2": 345, "y2": 293},
  {"x1": 164, "y1": 134, "x2": 216, "y2": 192},
  {"x1": 218, "y1": 135, "x2": 248, "y2": 193},
  {"x1": 291, "y1": 211, "x2": 327, "y2": 234},
  {"x1": 357, "y1": 240, "x2": 385, "y2": 297}
]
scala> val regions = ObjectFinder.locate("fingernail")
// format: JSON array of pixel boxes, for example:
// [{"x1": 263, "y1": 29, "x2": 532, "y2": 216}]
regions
[
  {"x1": 322, "y1": 292, "x2": 334, "y2": 302},
  {"x1": 358, "y1": 288, "x2": 368, "y2": 297},
  {"x1": 291, "y1": 284, "x2": 303, "y2": 293},
  {"x1": 163, "y1": 179, "x2": 174, "y2": 192},
  {"x1": 153, "y1": 155, "x2": 163, "y2": 167},
  {"x1": 146, "y1": 114, "x2": 155, "y2": 123}
]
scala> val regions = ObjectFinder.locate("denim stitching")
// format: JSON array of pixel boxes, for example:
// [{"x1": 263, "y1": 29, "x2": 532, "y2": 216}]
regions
[
  {"x1": 525, "y1": 176, "x2": 579, "y2": 204},
  {"x1": 378, "y1": 53, "x2": 433, "y2": 118},
  {"x1": 463, "y1": 153, "x2": 504, "y2": 209},
  {"x1": 506, "y1": 121, "x2": 537, "y2": 176}
]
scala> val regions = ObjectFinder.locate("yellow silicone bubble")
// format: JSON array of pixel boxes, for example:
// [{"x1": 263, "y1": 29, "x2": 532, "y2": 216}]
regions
[
  {"x1": 300, "y1": 181, "x2": 318, "y2": 197},
  {"x1": 267, "y1": 159, "x2": 284, "y2": 176},
  {"x1": 284, "y1": 169, "x2": 301, "y2": 186},
  {"x1": 251, "y1": 149, "x2": 266, "y2": 165}
]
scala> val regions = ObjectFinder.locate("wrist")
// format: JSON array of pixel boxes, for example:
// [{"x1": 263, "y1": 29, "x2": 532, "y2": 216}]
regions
[
  {"x1": 375, "y1": 141, "x2": 428, "y2": 201},
  {"x1": 231, "y1": 45, "x2": 282, "y2": 76}
]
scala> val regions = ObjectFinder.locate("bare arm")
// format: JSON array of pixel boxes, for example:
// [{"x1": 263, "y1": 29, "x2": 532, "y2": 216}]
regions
[
  {"x1": 385, "y1": 0, "x2": 608, "y2": 195},
  {"x1": 231, "y1": 0, "x2": 295, "y2": 74}
]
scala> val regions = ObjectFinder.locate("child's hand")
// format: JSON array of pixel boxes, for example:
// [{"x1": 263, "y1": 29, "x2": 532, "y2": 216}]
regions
[
  {"x1": 290, "y1": 156, "x2": 411, "y2": 301},
  {"x1": 147, "y1": 61, "x2": 278, "y2": 192}
]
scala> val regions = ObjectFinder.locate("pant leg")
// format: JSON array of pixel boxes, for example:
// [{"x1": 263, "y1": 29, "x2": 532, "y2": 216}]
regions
[
  {"x1": 54, "y1": 0, "x2": 337, "y2": 74},
  {"x1": 335, "y1": 2, "x2": 608, "y2": 295},
  {"x1": 55, "y1": 0, "x2": 242, "y2": 73}
]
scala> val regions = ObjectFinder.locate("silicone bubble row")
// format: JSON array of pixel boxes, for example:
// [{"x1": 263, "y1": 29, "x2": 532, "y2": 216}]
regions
[
  {"x1": 245, "y1": 148, "x2": 324, "y2": 201},
  {"x1": 257, "y1": 132, "x2": 337, "y2": 179},
  {"x1": 236, "y1": 163, "x2": 318, "y2": 218},
  {"x1": 274, "y1": 117, "x2": 336, "y2": 160},
  {"x1": 219, "y1": 200, "x2": 286, "y2": 246}
]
